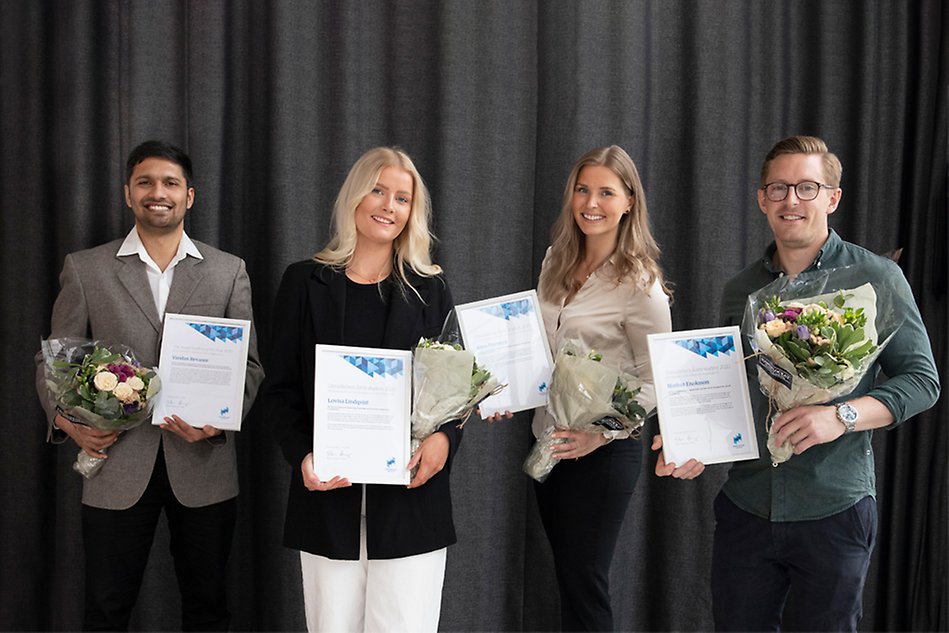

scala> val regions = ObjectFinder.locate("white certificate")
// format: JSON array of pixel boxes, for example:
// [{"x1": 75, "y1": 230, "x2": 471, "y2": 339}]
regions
[
  {"x1": 313, "y1": 344, "x2": 412, "y2": 485},
  {"x1": 647, "y1": 326, "x2": 759, "y2": 465},
  {"x1": 454, "y1": 290, "x2": 553, "y2": 419},
  {"x1": 154, "y1": 313, "x2": 251, "y2": 431}
]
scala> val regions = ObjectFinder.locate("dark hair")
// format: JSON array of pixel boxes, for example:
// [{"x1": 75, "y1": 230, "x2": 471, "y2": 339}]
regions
[{"x1": 125, "y1": 140, "x2": 194, "y2": 186}]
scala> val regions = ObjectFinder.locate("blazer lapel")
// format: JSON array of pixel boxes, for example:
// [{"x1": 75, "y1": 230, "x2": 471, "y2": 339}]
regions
[
  {"x1": 116, "y1": 255, "x2": 162, "y2": 333},
  {"x1": 165, "y1": 256, "x2": 204, "y2": 316}
]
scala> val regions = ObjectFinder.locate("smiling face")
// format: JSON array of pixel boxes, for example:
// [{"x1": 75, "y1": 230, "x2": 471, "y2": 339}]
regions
[
  {"x1": 571, "y1": 165, "x2": 633, "y2": 245},
  {"x1": 758, "y1": 153, "x2": 841, "y2": 251},
  {"x1": 353, "y1": 165, "x2": 414, "y2": 249},
  {"x1": 124, "y1": 157, "x2": 194, "y2": 236}
]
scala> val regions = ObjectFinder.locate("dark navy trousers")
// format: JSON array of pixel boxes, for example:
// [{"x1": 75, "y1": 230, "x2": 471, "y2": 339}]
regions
[{"x1": 711, "y1": 491, "x2": 877, "y2": 632}]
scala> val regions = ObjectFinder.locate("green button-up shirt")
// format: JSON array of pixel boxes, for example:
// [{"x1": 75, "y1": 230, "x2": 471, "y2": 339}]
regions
[{"x1": 719, "y1": 230, "x2": 940, "y2": 521}]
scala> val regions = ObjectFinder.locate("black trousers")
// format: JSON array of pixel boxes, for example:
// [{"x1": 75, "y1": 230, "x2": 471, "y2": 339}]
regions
[
  {"x1": 711, "y1": 492, "x2": 877, "y2": 632},
  {"x1": 534, "y1": 438, "x2": 642, "y2": 632},
  {"x1": 80, "y1": 449, "x2": 237, "y2": 631}
]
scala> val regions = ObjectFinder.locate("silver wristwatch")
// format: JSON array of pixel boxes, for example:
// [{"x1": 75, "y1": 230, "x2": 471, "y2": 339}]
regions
[{"x1": 835, "y1": 402, "x2": 858, "y2": 433}]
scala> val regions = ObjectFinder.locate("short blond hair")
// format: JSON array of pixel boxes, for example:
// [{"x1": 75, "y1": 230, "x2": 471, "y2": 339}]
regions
[{"x1": 760, "y1": 135, "x2": 842, "y2": 187}]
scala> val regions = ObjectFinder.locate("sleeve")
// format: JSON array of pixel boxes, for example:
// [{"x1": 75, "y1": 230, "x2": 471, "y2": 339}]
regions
[
  {"x1": 267, "y1": 265, "x2": 314, "y2": 469},
  {"x1": 623, "y1": 278, "x2": 673, "y2": 416},
  {"x1": 35, "y1": 253, "x2": 91, "y2": 442},
  {"x1": 864, "y1": 264, "x2": 940, "y2": 426},
  {"x1": 225, "y1": 258, "x2": 265, "y2": 420}
]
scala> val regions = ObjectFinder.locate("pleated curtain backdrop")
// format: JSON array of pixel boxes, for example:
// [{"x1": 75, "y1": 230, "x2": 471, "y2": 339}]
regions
[{"x1": 1, "y1": 1, "x2": 946, "y2": 630}]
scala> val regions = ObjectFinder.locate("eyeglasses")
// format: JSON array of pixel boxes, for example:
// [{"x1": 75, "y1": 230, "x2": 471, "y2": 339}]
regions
[{"x1": 761, "y1": 181, "x2": 835, "y2": 202}]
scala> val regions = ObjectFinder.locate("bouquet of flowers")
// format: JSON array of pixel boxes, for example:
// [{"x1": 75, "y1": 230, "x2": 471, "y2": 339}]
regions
[
  {"x1": 41, "y1": 338, "x2": 161, "y2": 478},
  {"x1": 523, "y1": 340, "x2": 646, "y2": 482},
  {"x1": 410, "y1": 337, "x2": 504, "y2": 455},
  {"x1": 743, "y1": 267, "x2": 898, "y2": 464}
]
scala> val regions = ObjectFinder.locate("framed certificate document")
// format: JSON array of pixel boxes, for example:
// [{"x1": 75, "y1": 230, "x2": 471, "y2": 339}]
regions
[
  {"x1": 154, "y1": 313, "x2": 251, "y2": 431},
  {"x1": 454, "y1": 290, "x2": 553, "y2": 419},
  {"x1": 647, "y1": 326, "x2": 759, "y2": 465},
  {"x1": 313, "y1": 344, "x2": 412, "y2": 485}
]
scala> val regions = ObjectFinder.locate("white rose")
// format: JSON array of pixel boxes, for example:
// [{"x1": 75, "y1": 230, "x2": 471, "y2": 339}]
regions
[
  {"x1": 126, "y1": 376, "x2": 145, "y2": 391},
  {"x1": 93, "y1": 371, "x2": 118, "y2": 392},
  {"x1": 113, "y1": 382, "x2": 135, "y2": 403}
]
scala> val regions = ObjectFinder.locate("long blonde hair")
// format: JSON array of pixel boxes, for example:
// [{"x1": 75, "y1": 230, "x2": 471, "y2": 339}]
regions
[
  {"x1": 315, "y1": 147, "x2": 442, "y2": 287},
  {"x1": 537, "y1": 145, "x2": 671, "y2": 303}
]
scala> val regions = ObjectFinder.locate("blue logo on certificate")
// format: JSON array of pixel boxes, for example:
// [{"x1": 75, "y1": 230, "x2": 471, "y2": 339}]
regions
[
  {"x1": 675, "y1": 335, "x2": 735, "y2": 358},
  {"x1": 341, "y1": 355, "x2": 405, "y2": 378},
  {"x1": 479, "y1": 298, "x2": 534, "y2": 320},
  {"x1": 188, "y1": 322, "x2": 244, "y2": 343},
  {"x1": 385, "y1": 457, "x2": 397, "y2": 471}
]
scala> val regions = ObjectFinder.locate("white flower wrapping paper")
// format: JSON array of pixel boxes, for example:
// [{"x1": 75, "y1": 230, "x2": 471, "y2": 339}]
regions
[
  {"x1": 523, "y1": 340, "x2": 643, "y2": 482},
  {"x1": 409, "y1": 342, "x2": 502, "y2": 455}
]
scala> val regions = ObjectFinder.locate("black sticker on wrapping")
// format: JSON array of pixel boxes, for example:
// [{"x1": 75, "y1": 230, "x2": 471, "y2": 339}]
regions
[
  {"x1": 593, "y1": 416, "x2": 625, "y2": 431},
  {"x1": 757, "y1": 355, "x2": 793, "y2": 389}
]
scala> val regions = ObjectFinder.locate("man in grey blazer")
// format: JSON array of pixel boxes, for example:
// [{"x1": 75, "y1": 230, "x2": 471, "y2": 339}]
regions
[{"x1": 35, "y1": 140, "x2": 264, "y2": 631}]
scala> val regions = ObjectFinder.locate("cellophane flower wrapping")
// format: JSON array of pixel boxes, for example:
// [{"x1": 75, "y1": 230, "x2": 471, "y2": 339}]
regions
[
  {"x1": 523, "y1": 340, "x2": 645, "y2": 482},
  {"x1": 409, "y1": 311, "x2": 504, "y2": 456},
  {"x1": 742, "y1": 266, "x2": 900, "y2": 464},
  {"x1": 41, "y1": 337, "x2": 161, "y2": 478}
]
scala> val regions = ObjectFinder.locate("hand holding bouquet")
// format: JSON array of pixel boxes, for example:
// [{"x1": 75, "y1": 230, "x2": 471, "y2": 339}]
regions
[
  {"x1": 41, "y1": 338, "x2": 161, "y2": 478},
  {"x1": 523, "y1": 340, "x2": 645, "y2": 482},
  {"x1": 410, "y1": 338, "x2": 503, "y2": 455},
  {"x1": 744, "y1": 269, "x2": 897, "y2": 464}
]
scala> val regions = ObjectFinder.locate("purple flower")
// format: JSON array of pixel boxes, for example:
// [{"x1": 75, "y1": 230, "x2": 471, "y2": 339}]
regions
[
  {"x1": 783, "y1": 308, "x2": 800, "y2": 321},
  {"x1": 123, "y1": 402, "x2": 141, "y2": 414},
  {"x1": 762, "y1": 310, "x2": 776, "y2": 323},
  {"x1": 795, "y1": 324, "x2": 810, "y2": 340}
]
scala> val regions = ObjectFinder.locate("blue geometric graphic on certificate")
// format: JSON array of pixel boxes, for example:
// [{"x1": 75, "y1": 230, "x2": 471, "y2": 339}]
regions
[
  {"x1": 674, "y1": 335, "x2": 735, "y2": 358},
  {"x1": 341, "y1": 355, "x2": 405, "y2": 378},
  {"x1": 479, "y1": 298, "x2": 534, "y2": 320},
  {"x1": 187, "y1": 322, "x2": 244, "y2": 343}
]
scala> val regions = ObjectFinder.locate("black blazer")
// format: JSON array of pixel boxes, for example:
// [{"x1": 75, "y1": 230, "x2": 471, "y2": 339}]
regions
[{"x1": 267, "y1": 261, "x2": 460, "y2": 559}]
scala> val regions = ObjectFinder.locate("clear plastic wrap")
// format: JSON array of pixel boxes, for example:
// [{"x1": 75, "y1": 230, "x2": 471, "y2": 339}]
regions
[
  {"x1": 409, "y1": 311, "x2": 505, "y2": 456},
  {"x1": 742, "y1": 266, "x2": 901, "y2": 464},
  {"x1": 41, "y1": 337, "x2": 161, "y2": 478}
]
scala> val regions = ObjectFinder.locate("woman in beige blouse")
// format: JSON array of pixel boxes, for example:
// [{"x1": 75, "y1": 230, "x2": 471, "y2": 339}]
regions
[{"x1": 532, "y1": 145, "x2": 672, "y2": 631}]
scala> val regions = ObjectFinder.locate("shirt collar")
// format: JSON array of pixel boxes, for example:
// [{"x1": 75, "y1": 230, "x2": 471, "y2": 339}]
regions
[
  {"x1": 760, "y1": 229, "x2": 841, "y2": 275},
  {"x1": 116, "y1": 227, "x2": 203, "y2": 263}
]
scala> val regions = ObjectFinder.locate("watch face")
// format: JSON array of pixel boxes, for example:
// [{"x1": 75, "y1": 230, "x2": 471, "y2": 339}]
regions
[{"x1": 838, "y1": 403, "x2": 858, "y2": 423}]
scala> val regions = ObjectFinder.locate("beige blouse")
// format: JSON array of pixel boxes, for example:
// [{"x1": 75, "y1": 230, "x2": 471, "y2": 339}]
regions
[{"x1": 531, "y1": 255, "x2": 673, "y2": 439}]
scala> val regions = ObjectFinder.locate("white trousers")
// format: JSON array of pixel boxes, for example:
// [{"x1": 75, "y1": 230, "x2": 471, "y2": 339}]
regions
[{"x1": 300, "y1": 516, "x2": 447, "y2": 633}]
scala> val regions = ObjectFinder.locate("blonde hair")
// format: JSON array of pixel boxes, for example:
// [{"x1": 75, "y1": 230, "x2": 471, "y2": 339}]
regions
[
  {"x1": 760, "y1": 135, "x2": 843, "y2": 187},
  {"x1": 315, "y1": 147, "x2": 442, "y2": 287},
  {"x1": 538, "y1": 145, "x2": 671, "y2": 303}
]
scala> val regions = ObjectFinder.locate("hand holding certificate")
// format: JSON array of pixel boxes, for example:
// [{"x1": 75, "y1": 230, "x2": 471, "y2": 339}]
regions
[
  {"x1": 154, "y1": 314, "x2": 251, "y2": 431},
  {"x1": 647, "y1": 326, "x2": 758, "y2": 466}
]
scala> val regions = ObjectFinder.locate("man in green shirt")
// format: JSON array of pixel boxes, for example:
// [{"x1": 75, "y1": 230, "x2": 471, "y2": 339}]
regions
[{"x1": 654, "y1": 135, "x2": 939, "y2": 631}]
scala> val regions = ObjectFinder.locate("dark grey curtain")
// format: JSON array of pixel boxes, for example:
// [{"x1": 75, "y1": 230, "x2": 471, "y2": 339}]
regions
[{"x1": 2, "y1": 1, "x2": 945, "y2": 630}]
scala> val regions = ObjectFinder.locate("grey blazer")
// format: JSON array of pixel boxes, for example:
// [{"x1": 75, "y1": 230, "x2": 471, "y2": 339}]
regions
[{"x1": 35, "y1": 237, "x2": 265, "y2": 510}]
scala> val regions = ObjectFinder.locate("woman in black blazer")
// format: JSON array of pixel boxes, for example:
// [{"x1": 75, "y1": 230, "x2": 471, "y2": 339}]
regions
[{"x1": 267, "y1": 147, "x2": 459, "y2": 632}]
